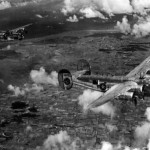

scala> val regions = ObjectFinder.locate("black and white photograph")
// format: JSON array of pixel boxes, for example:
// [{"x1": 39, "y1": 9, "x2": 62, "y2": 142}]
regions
[{"x1": 0, "y1": 0, "x2": 150, "y2": 149}]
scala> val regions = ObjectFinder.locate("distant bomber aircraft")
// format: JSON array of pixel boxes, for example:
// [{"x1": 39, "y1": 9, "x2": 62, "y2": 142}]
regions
[
  {"x1": 0, "y1": 23, "x2": 32, "y2": 41},
  {"x1": 58, "y1": 57, "x2": 150, "y2": 109}
]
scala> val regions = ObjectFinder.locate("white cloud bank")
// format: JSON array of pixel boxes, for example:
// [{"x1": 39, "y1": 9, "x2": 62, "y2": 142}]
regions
[
  {"x1": 80, "y1": 7, "x2": 106, "y2": 19},
  {"x1": 61, "y1": 0, "x2": 150, "y2": 17},
  {"x1": 115, "y1": 15, "x2": 150, "y2": 38},
  {"x1": 0, "y1": 0, "x2": 11, "y2": 10},
  {"x1": 62, "y1": 0, "x2": 133, "y2": 17},
  {"x1": 131, "y1": 0, "x2": 150, "y2": 14},
  {"x1": 66, "y1": 15, "x2": 79, "y2": 22},
  {"x1": 132, "y1": 16, "x2": 150, "y2": 37},
  {"x1": 0, "y1": 0, "x2": 43, "y2": 10}
]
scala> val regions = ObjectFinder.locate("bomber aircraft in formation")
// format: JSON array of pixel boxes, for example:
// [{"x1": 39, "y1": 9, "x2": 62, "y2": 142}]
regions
[
  {"x1": 58, "y1": 57, "x2": 150, "y2": 109},
  {"x1": 0, "y1": 23, "x2": 32, "y2": 41}
]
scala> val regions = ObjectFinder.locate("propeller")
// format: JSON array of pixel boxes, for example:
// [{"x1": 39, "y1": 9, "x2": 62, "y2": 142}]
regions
[{"x1": 58, "y1": 69, "x2": 73, "y2": 90}]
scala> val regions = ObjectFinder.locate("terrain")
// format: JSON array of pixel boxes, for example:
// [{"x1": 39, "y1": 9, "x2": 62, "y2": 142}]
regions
[{"x1": 0, "y1": 30, "x2": 150, "y2": 150}]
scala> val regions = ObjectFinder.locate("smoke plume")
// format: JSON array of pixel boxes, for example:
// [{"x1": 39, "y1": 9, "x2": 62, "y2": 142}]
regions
[
  {"x1": 8, "y1": 84, "x2": 25, "y2": 96},
  {"x1": 30, "y1": 67, "x2": 58, "y2": 86},
  {"x1": 43, "y1": 131, "x2": 81, "y2": 150},
  {"x1": 40, "y1": 129, "x2": 150, "y2": 150},
  {"x1": 78, "y1": 89, "x2": 116, "y2": 118},
  {"x1": 115, "y1": 16, "x2": 131, "y2": 35},
  {"x1": 43, "y1": 131, "x2": 70, "y2": 150},
  {"x1": 134, "y1": 107, "x2": 150, "y2": 147},
  {"x1": 8, "y1": 83, "x2": 43, "y2": 96}
]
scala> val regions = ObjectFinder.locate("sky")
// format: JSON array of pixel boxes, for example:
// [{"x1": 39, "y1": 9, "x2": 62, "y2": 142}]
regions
[{"x1": 0, "y1": 0, "x2": 150, "y2": 38}]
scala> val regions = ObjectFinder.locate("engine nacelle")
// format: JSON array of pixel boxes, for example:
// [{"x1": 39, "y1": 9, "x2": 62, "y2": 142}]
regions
[
  {"x1": 118, "y1": 91, "x2": 138, "y2": 106},
  {"x1": 58, "y1": 69, "x2": 73, "y2": 90},
  {"x1": 118, "y1": 92, "x2": 134, "y2": 101},
  {"x1": 97, "y1": 82, "x2": 107, "y2": 92},
  {"x1": 16, "y1": 28, "x2": 25, "y2": 34},
  {"x1": 128, "y1": 84, "x2": 145, "y2": 99},
  {"x1": 136, "y1": 85, "x2": 143, "y2": 92}
]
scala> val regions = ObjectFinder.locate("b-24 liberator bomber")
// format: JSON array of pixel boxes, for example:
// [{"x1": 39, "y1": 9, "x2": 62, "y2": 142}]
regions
[
  {"x1": 58, "y1": 57, "x2": 150, "y2": 109},
  {"x1": 0, "y1": 23, "x2": 32, "y2": 41}
]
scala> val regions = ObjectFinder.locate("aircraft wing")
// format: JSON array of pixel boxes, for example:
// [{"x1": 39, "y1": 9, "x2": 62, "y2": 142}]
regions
[
  {"x1": 87, "y1": 81, "x2": 139, "y2": 109},
  {"x1": 126, "y1": 56, "x2": 150, "y2": 80},
  {"x1": 10, "y1": 23, "x2": 32, "y2": 32}
]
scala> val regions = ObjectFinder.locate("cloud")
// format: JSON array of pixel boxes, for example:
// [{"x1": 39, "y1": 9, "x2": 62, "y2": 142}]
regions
[
  {"x1": 41, "y1": 131, "x2": 120, "y2": 150},
  {"x1": 26, "y1": 125, "x2": 32, "y2": 133},
  {"x1": 0, "y1": 0, "x2": 11, "y2": 10},
  {"x1": 78, "y1": 89, "x2": 116, "y2": 118},
  {"x1": 115, "y1": 16, "x2": 131, "y2": 35},
  {"x1": 62, "y1": 0, "x2": 133, "y2": 17},
  {"x1": 132, "y1": 16, "x2": 150, "y2": 37},
  {"x1": 66, "y1": 15, "x2": 79, "y2": 22},
  {"x1": 0, "y1": 0, "x2": 44, "y2": 9},
  {"x1": 30, "y1": 67, "x2": 58, "y2": 86},
  {"x1": 131, "y1": 0, "x2": 150, "y2": 15},
  {"x1": 40, "y1": 129, "x2": 150, "y2": 150},
  {"x1": 101, "y1": 141, "x2": 114, "y2": 150},
  {"x1": 80, "y1": 7, "x2": 106, "y2": 19},
  {"x1": 27, "y1": 83, "x2": 44, "y2": 93},
  {"x1": 36, "y1": 14, "x2": 44, "y2": 19},
  {"x1": 12, "y1": 0, "x2": 43, "y2": 6},
  {"x1": 115, "y1": 15, "x2": 150, "y2": 38}
]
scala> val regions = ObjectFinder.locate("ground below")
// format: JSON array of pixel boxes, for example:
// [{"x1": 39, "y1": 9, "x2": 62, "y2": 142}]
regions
[{"x1": 0, "y1": 30, "x2": 150, "y2": 150}]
